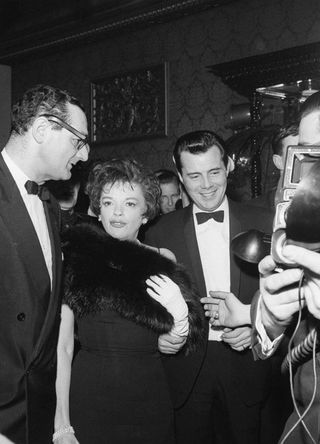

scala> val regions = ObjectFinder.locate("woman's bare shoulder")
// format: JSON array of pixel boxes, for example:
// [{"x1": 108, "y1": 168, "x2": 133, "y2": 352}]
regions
[
  {"x1": 142, "y1": 244, "x2": 177, "y2": 263},
  {"x1": 159, "y1": 247, "x2": 176, "y2": 262}
]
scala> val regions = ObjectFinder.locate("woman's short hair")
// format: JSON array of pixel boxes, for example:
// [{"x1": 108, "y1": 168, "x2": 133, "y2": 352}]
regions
[{"x1": 88, "y1": 159, "x2": 161, "y2": 220}]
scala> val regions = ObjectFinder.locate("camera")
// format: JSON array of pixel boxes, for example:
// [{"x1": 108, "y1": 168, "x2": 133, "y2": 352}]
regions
[{"x1": 271, "y1": 145, "x2": 320, "y2": 265}]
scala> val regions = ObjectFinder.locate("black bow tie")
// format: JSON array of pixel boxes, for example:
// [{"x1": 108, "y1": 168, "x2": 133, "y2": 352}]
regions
[
  {"x1": 25, "y1": 180, "x2": 50, "y2": 201},
  {"x1": 196, "y1": 210, "x2": 224, "y2": 224}
]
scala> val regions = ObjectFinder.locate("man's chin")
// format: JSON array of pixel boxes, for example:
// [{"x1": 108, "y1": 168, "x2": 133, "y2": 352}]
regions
[
  {"x1": 62, "y1": 169, "x2": 72, "y2": 180},
  {"x1": 198, "y1": 202, "x2": 219, "y2": 212}
]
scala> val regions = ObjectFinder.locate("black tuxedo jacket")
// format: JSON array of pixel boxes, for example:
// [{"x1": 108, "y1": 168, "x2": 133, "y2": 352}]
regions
[
  {"x1": 145, "y1": 200, "x2": 273, "y2": 408},
  {"x1": 0, "y1": 155, "x2": 63, "y2": 444}
]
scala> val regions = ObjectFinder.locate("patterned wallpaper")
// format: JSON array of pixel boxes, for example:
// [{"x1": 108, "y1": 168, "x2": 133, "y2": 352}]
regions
[{"x1": 10, "y1": 0, "x2": 320, "y2": 173}]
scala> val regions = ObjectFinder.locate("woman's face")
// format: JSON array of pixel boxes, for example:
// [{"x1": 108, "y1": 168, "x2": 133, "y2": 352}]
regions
[{"x1": 99, "y1": 181, "x2": 148, "y2": 241}]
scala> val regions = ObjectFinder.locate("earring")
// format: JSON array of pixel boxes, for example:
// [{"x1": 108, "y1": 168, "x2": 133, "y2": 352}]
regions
[
  {"x1": 142, "y1": 218, "x2": 148, "y2": 225},
  {"x1": 98, "y1": 215, "x2": 101, "y2": 221}
]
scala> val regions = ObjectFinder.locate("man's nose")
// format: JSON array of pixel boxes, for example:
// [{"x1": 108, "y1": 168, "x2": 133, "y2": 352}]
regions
[
  {"x1": 76, "y1": 145, "x2": 89, "y2": 162},
  {"x1": 200, "y1": 175, "x2": 212, "y2": 189}
]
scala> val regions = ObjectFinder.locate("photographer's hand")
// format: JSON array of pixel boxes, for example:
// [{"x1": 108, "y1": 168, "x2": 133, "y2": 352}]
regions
[
  {"x1": 283, "y1": 245, "x2": 320, "y2": 320},
  {"x1": 259, "y1": 254, "x2": 306, "y2": 339}
]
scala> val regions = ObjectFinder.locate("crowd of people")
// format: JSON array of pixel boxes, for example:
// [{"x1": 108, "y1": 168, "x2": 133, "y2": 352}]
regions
[{"x1": 1, "y1": 83, "x2": 320, "y2": 444}]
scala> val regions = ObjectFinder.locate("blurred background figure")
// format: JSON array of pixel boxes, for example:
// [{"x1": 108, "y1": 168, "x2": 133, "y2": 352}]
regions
[
  {"x1": 155, "y1": 169, "x2": 183, "y2": 214},
  {"x1": 249, "y1": 122, "x2": 299, "y2": 210},
  {"x1": 271, "y1": 122, "x2": 299, "y2": 208},
  {"x1": 47, "y1": 168, "x2": 98, "y2": 232}
]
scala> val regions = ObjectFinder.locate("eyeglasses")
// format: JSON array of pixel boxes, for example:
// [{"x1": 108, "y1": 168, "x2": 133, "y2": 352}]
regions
[{"x1": 40, "y1": 113, "x2": 90, "y2": 153}]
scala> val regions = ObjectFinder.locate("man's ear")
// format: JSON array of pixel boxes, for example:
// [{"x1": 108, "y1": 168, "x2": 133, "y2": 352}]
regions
[
  {"x1": 32, "y1": 116, "x2": 50, "y2": 144},
  {"x1": 172, "y1": 155, "x2": 183, "y2": 183},
  {"x1": 273, "y1": 154, "x2": 283, "y2": 171},
  {"x1": 177, "y1": 171, "x2": 183, "y2": 184},
  {"x1": 227, "y1": 156, "x2": 235, "y2": 174}
]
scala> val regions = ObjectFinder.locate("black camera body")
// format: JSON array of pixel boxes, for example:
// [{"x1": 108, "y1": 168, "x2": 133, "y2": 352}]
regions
[{"x1": 271, "y1": 145, "x2": 320, "y2": 266}]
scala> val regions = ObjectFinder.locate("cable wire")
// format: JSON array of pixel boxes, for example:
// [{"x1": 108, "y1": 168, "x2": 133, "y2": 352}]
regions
[{"x1": 280, "y1": 271, "x2": 318, "y2": 444}]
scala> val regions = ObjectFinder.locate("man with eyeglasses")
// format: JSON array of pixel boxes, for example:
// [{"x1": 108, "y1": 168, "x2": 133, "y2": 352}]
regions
[{"x1": 0, "y1": 84, "x2": 89, "y2": 444}]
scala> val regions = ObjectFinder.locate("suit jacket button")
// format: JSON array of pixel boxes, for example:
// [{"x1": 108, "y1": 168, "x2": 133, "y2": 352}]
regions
[{"x1": 17, "y1": 312, "x2": 26, "y2": 321}]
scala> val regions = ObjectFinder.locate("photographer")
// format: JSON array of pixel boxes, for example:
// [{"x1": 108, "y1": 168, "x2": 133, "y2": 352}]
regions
[
  {"x1": 204, "y1": 90, "x2": 320, "y2": 443},
  {"x1": 254, "y1": 245, "x2": 320, "y2": 444},
  {"x1": 206, "y1": 245, "x2": 320, "y2": 444}
]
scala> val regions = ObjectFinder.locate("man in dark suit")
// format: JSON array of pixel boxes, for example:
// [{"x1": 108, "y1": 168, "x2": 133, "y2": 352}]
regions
[
  {"x1": 145, "y1": 130, "x2": 273, "y2": 444},
  {"x1": 0, "y1": 84, "x2": 89, "y2": 444},
  {"x1": 251, "y1": 91, "x2": 320, "y2": 443}
]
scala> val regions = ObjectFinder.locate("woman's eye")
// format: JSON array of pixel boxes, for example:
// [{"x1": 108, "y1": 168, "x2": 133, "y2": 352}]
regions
[
  {"x1": 127, "y1": 202, "x2": 136, "y2": 207},
  {"x1": 102, "y1": 201, "x2": 112, "y2": 206}
]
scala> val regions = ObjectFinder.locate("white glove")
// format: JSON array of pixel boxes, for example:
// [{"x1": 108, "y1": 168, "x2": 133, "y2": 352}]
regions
[{"x1": 146, "y1": 274, "x2": 189, "y2": 338}]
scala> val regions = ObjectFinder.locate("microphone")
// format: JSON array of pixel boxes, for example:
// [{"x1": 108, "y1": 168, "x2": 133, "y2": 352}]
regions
[{"x1": 231, "y1": 229, "x2": 271, "y2": 264}]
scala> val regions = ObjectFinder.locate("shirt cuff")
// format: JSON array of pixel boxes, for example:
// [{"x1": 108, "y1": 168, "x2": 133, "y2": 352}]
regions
[{"x1": 255, "y1": 297, "x2": 283, "y2": 357}]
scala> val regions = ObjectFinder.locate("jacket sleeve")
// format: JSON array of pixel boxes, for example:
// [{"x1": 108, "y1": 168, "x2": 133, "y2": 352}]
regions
[{"x1": 172, "y1": 264, "x2": 206, "y2": 354}]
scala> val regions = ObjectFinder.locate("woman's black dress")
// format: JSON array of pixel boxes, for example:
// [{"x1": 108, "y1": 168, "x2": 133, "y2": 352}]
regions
[
  {"x1": 62, "y1": 223, "x2": 204, "y2": 444},
  {"x1": 69, "y1": 310, "x2": 174, "y2": 444}
]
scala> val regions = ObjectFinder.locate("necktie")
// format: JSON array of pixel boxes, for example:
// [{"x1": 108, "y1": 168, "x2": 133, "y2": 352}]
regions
[
  {"x1": 196, "y1": 210, "x2": 224, "y2": 224},
  {"x1": 25, "y1": 180, "x2": 50, "y2": 201}
]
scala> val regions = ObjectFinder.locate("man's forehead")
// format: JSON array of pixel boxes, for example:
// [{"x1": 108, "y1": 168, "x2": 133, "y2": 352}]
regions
[
  {"x1": 180, "y1": 146, "x2": 223, "y2": 169},
  {"x1": 161, "y1": 181, "x2": 179, "y2": 192},
  {"x1": 299, "y1": 111, "x2": 320, "y2": 145},
  {"x1": 68, "y1": 103, "x2": 88, "y2": 134}
]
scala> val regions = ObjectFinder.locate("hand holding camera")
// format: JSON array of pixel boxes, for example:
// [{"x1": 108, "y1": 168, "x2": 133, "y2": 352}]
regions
[{"x1": 271, "y1": 146, "x2": 320, "y2": 266}]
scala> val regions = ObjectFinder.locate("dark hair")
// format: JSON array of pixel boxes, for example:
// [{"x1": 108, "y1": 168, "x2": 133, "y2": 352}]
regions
[
  {"x1": 300, "y1": 91, "x2": 320, "y2": 121},
  {"x1": 173, "y1": 130, "x2": 228, "y2": 173},
  {"x1": 11, "y1": 84, "x2": 85, "y2": 135},
  {"x1": 272, "y1": 122, "x2": 299, "y2": 155},
  {"x1": 88, "y1": 159, "x2": 161, "y2": 220},
  {"x1": 155, "y1": 169, "x2": 179, "y2": 187}
]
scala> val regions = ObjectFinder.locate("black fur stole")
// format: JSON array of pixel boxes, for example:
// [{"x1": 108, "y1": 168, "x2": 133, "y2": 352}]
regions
[{"x1": 62, "y1": 223, "x2": 205, "y2": 352}]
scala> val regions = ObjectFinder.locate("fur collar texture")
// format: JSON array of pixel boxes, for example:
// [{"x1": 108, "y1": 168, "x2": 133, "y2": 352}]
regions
[{"x1": 62, "y1": 223, "x2": 205, "y2": 352}]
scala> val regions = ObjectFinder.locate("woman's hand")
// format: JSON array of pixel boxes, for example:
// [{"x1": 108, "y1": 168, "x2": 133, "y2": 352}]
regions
[
  {"x1": 146, "y1": 274, "x2": 186, "y2": 316},
  {"x1": 54, "y1": 434, "x2": 79, "y2": 444},
  {"x1": 146, "y1": 274, "x2": 181, "y2": 305},
  {"x1": 146, "y1": 274, "x2": 189, "y2": 338}
]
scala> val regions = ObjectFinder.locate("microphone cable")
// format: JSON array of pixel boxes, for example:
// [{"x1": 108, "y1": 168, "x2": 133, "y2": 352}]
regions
[{"x1": 280, "y1": 271, "x2": 319, "y2": 444}]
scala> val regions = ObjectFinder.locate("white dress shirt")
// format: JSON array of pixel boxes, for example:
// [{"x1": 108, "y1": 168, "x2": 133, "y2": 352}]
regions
[
  {"x1": 2, "y1": 149, "x2": 52, "y2": 283},
  {"x1": 194, "y1": 197, "x2": 230, "y2": 341}
]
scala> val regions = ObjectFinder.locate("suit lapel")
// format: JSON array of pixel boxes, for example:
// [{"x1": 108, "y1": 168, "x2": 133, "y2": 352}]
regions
[
  {"x1": 229, "y1": 200, "x2": 242, "y2": 295},
  {"x1": 0, "y1": 156, "x2": 61, "y2": 366},
  {"x1": 183, "y1": 205, "x2": 207, "y2": 298},
  {"x1": 30, "y1": 201, "x2": 62, "y2": 362},
  {"x1": 0, "y1": 157, "x2": 50, "y2": 287}
]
